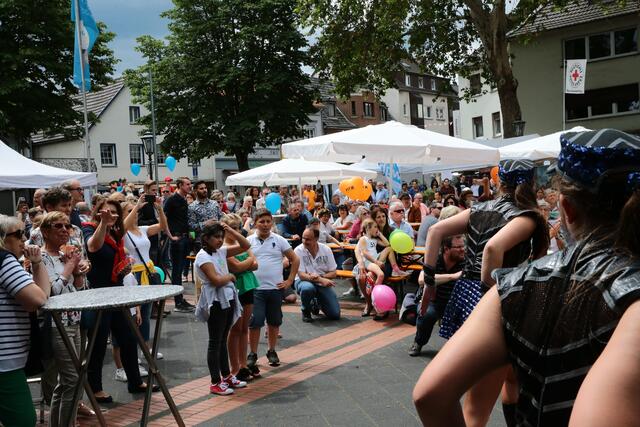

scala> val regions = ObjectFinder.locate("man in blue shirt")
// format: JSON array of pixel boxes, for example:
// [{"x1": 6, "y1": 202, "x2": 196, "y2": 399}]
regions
[{"x1": 373, "y1": 181, "x2": 389, "y2": 204}]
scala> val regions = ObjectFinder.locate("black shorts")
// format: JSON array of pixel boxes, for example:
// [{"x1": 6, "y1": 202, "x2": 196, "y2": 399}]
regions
[{"x1": 239, "y1": 288, "x2": 254, "y2": 306}]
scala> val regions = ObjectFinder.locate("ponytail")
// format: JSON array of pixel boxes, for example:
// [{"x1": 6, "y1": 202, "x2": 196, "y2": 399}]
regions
[
  {"x1": 503, "y1": 180, "x2": 550, "y2": 259},
  {"x1": 615, "y1": 190, "x2": 640, "y2": 256}
]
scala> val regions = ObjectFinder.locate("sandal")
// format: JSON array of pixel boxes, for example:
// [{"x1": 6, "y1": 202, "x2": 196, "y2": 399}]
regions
[
  {"x1": 77, "y1": 402, "x2": 96, "y2": 417},
  {"x1": 361, "y1": 306, "x2": 373, "y2": 317}
]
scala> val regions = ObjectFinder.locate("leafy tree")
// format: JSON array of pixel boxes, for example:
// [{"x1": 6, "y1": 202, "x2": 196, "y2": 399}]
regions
[
  {"x1": 300, "y1": 0, "x2": 575, "y2": 138},
  {"x1": 0, "y1": 0, "x2": 117, "y2": 146},
  {"x1": 125, "y1": 0, "x2": 316, "y2": 171}
]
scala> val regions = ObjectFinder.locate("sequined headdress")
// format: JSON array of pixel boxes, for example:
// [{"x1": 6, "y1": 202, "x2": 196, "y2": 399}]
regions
[
  {"x1": 555, "y1": 129, "x2": 640, "y2": 192},
  {"x1": 498, "y1": 159, "x2": 535, "y2": 186}
]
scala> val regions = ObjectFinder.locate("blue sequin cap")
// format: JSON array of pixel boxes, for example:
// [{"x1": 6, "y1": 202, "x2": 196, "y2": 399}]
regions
[
  {"x1": 498, "y1": 159, "x2": 535, "y2": 186},
  {"x1": 556, "y1": 129, "x2": 640, "y2": 191}
]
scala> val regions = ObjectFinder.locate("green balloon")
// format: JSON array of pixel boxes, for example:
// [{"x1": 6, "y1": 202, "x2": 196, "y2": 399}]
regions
[{"x1": 390, "y1": 231, "x2": 414, "y2": 254}]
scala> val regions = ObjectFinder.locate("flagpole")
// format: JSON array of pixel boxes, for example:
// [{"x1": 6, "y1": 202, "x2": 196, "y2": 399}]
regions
[
  {"x1": 73, "y1": 0, "x2": 92, "y2": 178},
  {"x1": 562, "y1": 59, "x2": 566, "y2": 131}
]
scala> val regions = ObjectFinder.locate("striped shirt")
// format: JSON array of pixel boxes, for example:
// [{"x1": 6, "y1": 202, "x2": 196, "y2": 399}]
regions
[
  {"x1": 0, "y1": 251, "x2": 35, "y2": 372},
  {"x1": 495, "y1": 242, "x2": 640, "y2": 426}
]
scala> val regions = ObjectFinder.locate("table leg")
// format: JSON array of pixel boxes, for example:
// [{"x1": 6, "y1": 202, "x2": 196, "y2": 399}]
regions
[
  {"x1": 121, "y1": 303, "x2": 184, "y2": 427},
  {"x1": 52, "y1": 311, "x2": 107, "y2": 427}
]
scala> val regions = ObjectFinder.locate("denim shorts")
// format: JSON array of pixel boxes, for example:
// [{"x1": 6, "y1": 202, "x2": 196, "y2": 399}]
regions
[{"x1": 249, "y1": 289, "x2": 283, "y2": 328}]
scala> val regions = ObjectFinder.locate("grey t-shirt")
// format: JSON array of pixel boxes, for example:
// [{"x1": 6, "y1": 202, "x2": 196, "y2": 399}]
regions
[{"x1": 416, "y1": 215, "x2": 438, "y2": 247}]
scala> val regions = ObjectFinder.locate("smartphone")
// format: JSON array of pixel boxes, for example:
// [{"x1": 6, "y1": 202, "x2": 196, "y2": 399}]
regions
[{"x1": 144, "y1": 195, "x2": 156, "y2": 204}]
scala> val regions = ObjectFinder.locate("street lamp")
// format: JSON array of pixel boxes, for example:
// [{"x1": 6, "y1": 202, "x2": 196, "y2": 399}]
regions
[
  {"x1": 512, "y1": 120, "x2": 526, "y2": 137},
  {"x1": 141, "y1": 133, "x2": 155, "y2": 180}
]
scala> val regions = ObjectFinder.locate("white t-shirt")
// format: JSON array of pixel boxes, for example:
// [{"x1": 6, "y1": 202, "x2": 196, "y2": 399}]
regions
[
  {"x1": 248, "y1": 233, "x2": 292, "y2": 290},
  {"x1": 319, "y1": 221, "x2": 334, "y2": 244},
  {"x1": 124, "y1": 227, "x2": 151, "y2": 265},
  {"x1": 195, "y1": 247, "x2": 235, "y2": 301},
  {"x1": 294, "y1": 243, "x2": 337, "y2": 280}
]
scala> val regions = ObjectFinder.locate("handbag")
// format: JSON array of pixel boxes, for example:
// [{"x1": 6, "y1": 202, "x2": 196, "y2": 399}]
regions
[{"x1": 127, "y1": 232, "x2": 162, "y2": 285}]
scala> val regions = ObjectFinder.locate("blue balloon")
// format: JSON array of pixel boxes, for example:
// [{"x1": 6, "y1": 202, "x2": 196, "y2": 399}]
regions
[
  {"x1": 130, "y1": 163, "x2": 141, "y2": 176},
  {"x1": 265, "y1": 192, "x2": 282, "y2": 214},
  {"x1": 165, "y1": 156, "x2": 177, "y2": 172}
]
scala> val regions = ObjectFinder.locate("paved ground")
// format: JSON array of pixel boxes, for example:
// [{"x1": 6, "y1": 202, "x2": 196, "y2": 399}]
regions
[{"x1": 33, "y1": 277, "x2": 507, "y2": 427}]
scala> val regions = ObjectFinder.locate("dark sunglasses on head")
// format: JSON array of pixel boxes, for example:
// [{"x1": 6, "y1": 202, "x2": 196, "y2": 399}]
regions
[
  {"x1": 52, "y1": 223, "x2": 73, "y2": 230},
  {"x1": 4, "y1": 229, "x2": 24, "y2": 239}
]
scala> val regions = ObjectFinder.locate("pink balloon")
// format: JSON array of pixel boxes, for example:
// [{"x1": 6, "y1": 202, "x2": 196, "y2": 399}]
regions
[{"x1": 371, "y1": 284, "x2": 396, "y2": 312}]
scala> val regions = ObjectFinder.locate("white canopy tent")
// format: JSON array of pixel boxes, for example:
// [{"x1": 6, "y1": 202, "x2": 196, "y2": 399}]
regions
[
  {"x1": 281, "y1": 121, "x2": 501, "y2": 166},
  {"x1": 224, "y1": 158, "x2": 377, "y2": 187},
  {"x1": 0, "y1": 139, "x2": 97, "y2": 189},
  {"x1": 499, "y1": 126, "x2": 590, "y2": 161}
]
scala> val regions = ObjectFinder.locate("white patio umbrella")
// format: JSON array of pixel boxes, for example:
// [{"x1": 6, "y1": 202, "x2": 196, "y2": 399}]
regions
[
  {"x1": 499, "y1": 126, "x2": 590, "y2": 161},
  {"x1": 281, "y1": 121, "x2": 501, "y2": 166},
  {"x1": 224, "y1": 158, "x2": 376, "y2": 187}
]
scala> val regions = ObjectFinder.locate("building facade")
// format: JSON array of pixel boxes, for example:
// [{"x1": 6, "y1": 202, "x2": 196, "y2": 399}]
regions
[
  {"x1": 457, "y1": 73, "x2": 503, "y2": 140},
  {"x1": 381, "y1": 61, "x2": 456, "y2": 136}
]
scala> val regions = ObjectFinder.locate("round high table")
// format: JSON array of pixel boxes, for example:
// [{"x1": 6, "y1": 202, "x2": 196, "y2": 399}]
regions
[{"x1": 42, "y1": 285, "x2": 185, "y2": 427}]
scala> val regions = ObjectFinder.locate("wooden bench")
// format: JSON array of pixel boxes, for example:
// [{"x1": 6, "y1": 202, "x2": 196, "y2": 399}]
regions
[{"x1": 335, "y1": 270, "x2": 407, "y2": 312}]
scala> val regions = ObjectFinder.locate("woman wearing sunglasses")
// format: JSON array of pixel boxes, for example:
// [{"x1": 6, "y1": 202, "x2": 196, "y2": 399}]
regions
[{"x1": 0, "y1": 215, "x2": 50, "y2": 427}]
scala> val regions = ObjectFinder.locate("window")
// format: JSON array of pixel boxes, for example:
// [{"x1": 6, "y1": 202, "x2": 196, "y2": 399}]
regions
[
  {"x1": 469, "y1": 74, "x2": 482, "y2": 96},
  {"x1": 129, "y1": 106, "x2": 141, "y2": 124},
  {"x1": 188, "y1": 157, "x2": 201, "y2": 167},
  {"x1": 472, "y1": 117, "x2": 483, "y2": 139},
  {"x1": 351, "y1": 101, "x2": 357, "y2": 116},
  {"x1": 380, "y1": 107, "x2": 388, "y2": 121},
  {"x1": 326, "y1": 103, "x2": 336, "y2": 117},
  {"x1": 430, "y1": 79, "x2": 437, "y2": 91},
  {"x1": 566, "y1": 83, "x2": 640, "y2": 120},
  {"x1": 305, "y1": 128, "x2": 316, "y2": 138},
  {"x1": 100, "y1": 144, "x2": 117, "y2": 166},
  {"x1": 418, "y1": 77, "x2": 424, "y2": 89},
  {"x1": 403, "y1": 104, "x2": 408, "y2": 116},
  {"x1": 156, "y1": 147, "x2": 166, "y2": 165},
  {"x1": 426, "y1": 106, "x2": 432, "y2": 118},
  {"x1": 129, "y1": 144, "x2": 144, "y2": 165},
  {"x1": 363, "y1": 102, "x2": 374, "y2": 117},
  {"x1": 405, "y1": 73, "x2": 411, "y2": 86},
  {"x1": 417, "y1": 104, "x2": 424, "y2": 119},
  {"x1": 565, "y1": 28, "x2": 638, "y2": 61},
  {"x1": 435, "y1": 107, "x2": 445, "y2": 120},
  {"x1": 492, "y1": 112, "x2": 502, "y2": 137}
]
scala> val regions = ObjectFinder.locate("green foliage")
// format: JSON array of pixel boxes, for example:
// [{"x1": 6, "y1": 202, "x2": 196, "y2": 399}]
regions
[
  {"x1": 124, "y1": 0, "x2": 317, "y2": 171},
  {"x1": 0, "y1": 0, "x2": 117, "y2": 146}
]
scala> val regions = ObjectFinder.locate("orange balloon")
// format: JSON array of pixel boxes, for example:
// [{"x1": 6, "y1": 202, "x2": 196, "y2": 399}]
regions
[
  {"x1": 350, "y1": 176, "x2": 364, "y2": 189},
  {"x1": 361, "y1": 182, "x2": 373, "y2": 200},
  {"x1": 490, "y1": 166, "x2": 499, "y2": 184},
  {"x1": 339, "y1": 179, "x2": 350, "y2": 194}
]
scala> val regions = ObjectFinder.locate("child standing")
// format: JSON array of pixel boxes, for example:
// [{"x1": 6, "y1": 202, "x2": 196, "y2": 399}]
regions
[
  {"x1": 221, "y1": 214, "x2": 259, "y2": 382},
  {"x1": 194, "y1": 222, "x2": 250, "y2": 396},
  {"x1": 247, "y1": 209, "x2": 299, "y2": 369}
]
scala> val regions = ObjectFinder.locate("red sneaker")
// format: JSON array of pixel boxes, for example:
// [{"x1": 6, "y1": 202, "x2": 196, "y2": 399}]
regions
[
  {"x1": 209, "y1": 381, "x2": 234, "y2": 395},
  {"x1": 224, "y1": 374, "x2": 247, "y2": 389}
]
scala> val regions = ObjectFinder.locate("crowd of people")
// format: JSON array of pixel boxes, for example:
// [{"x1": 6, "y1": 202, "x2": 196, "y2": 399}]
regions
[{"x1": 0, "y1": 128, "x2": 638, "y2": 426}]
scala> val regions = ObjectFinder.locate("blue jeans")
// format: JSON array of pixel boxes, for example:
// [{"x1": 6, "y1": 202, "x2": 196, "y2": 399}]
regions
[
  {"x1": 169, "y1": 235, "x2": 189, "y2": 304},
  {"x1": 415, "y1": 302, "x2": 443, "y2": 346},
  {"x1": 295, "y1": 280, "x2": 341, "y2": 320}
]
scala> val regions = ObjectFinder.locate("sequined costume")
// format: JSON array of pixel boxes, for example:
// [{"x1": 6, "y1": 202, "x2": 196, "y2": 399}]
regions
[
  {"x1": 494, "y1": 241, "x2": 640, "y2": 425},
  {"x1": 439, "y1": 194, "x2": 537, "y2": 339}
]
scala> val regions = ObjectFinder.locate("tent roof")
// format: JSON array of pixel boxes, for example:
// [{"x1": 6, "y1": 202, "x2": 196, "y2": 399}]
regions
[
  {"x1": 225, "y1": 158, "x2": 376, "y2": 186},
  {"x1": 281, "y1": 121, "x2": 500, "y2": 166},
  {"x1": 0, "y1": 140, "x2": 97, "y2": 189},
  {"x1": 499, "y1": 126, "x2": 590, "y2": 161}
]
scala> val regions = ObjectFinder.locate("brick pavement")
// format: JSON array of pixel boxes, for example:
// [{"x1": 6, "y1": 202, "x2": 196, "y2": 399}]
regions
[{"x1": 33, "y1": 278, "x2": 506, "y2": 427}]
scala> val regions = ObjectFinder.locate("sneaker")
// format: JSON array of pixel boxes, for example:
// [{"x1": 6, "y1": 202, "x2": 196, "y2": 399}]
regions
[
  {"x1": 310, "y1": 298, "x2": 320, "y2": 315},
  {"x1": 209, "y1": 381, "x2": 234, "y2": 396},
  {"x1": 342, "y1": 287, "x2": 358, "y2": 297},
  {"x1": 224, "y1": 374, "x2": 247, "y2": 389},
  {"x1": 408, "y1": 342, "x2": 422, "y2": 357},
  {"x1": 139, "y1": 365, "x2": 149, "y2": 377},
  {"x1": 236, "y1": 367, "x2": 252, "y2": 382},
  {"x1": 302, "y1": 310, "x2": 313, "y2": 323},
  {"x1": 266, "y1": 349, "x2": 280, "y2": 367},
  {"x1": 248, "y1": 364, "x2": 261, "y2": 378},
  {"x1": 392, "y1": 267, "x2": 411, "y2": 277},
  {"x1": 114, "y1": 368, "x2": 127, "y2": 382},
  {"x1": 174, "y1": 301, "x2": 195, "y2": 312},
  {"x1": 247, "y1": 352, "x2": 258, "y2": 369},
  {"x1": 142, "y1": 351, "x2": 164, "y2": 360}
]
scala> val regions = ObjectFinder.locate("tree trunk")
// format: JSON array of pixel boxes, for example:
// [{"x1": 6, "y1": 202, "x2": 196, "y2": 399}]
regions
[{"x1": 235, "y1": 151, "x2": 250, "y2": 171}]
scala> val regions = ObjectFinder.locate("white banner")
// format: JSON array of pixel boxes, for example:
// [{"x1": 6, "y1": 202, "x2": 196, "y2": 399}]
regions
[{"x1": 565, "y1": 59, "x2": 587, "y2": 94}]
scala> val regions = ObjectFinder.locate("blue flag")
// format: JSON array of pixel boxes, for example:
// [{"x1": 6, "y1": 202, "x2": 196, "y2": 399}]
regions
[
  {"x1": 71, "y1": 0, "x2": 99, "y2": 91},
  {"x1": 380, "y1": 163, "x2": 402, "y2": 195}
]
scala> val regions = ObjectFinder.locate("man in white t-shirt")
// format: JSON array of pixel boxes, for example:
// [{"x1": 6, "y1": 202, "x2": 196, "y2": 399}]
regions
[
  {"x1": 247, "y1": 209, "x2": 299, "y2": 369},
  {"x1": 294, "y1": 227, "x2": 340, "y2": 323}
]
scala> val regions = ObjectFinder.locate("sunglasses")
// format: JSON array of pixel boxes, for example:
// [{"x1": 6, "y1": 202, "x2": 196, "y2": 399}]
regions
[
  {"x1": 4, "y1": 229, "x2": 24, "y2": 239},
  {"x1": 162, "y1": 190, "x2": 170, "y2": 194},
  {"x1": 447, "y1": 201, "x2": 455, "y2": 205},
  {"x1": 393, "y1": 209, "x2": 404, "y2": 213},
  {"x1": 69, "y1": 187, "x2": 84, "y2": 192},
  {"x1": 52, "y1": 223, "x2": 73, "y2": 230}
]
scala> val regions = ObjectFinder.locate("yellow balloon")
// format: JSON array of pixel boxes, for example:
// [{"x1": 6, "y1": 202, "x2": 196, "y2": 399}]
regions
[
  {"x1": 361, "y1": 182, "x2": 373, "y2": 200},
  {"x1": 339, "y1": 179, "x2": 350, "y2": 194},
  {"x1": 390, "y1": 231, "x2": 414, "y2": 254}
]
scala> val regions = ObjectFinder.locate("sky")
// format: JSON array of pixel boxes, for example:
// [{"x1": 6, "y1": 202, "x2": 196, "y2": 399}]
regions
[{"x1": 91, "y1": 0, "x2": 173, "y2": 76}]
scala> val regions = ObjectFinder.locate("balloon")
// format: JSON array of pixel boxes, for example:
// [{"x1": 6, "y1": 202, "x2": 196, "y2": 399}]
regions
[
  {"x1": 130, "y1": 163, "x2": 141, "y2": 176},
  {"x1": 345, "y1": 176, "x2": 365, "y2": 200},
  {"x1": 361, "y1": 182, "x2": 373, "y2": 200},
  {"x1": 154, "y1": 266, "x2": 165, "y2": 283},
  {"x1": 390, "y1": 231, "x2": 414, "y2": 254},
  {"x1": 389, "y1": 229, "x2": 402, "y2": 239},
  {"x1": 371, "y1": 284, "x2": 396, "y2": 312},
  {"x1": 265, "y1": 192, "x2": 282, "y2": 214},
  {"x1": 490, "y1": 166, "x2": 499, "y2": 184},
  {"x1": 165, "y1": 156, "x2": 177, "y2": 172},
  {"x1": 339, "y1": 179, "x2": 350, "y2": 195}
]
